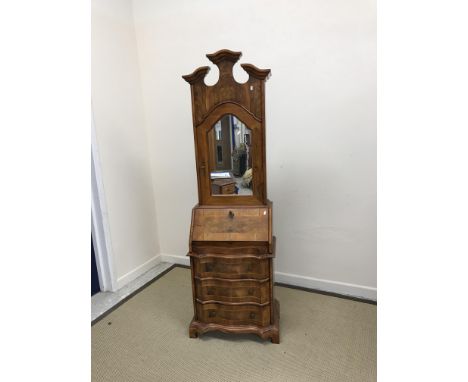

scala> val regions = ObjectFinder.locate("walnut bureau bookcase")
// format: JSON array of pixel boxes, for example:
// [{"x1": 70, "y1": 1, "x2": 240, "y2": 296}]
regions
[{"x1": 183, "y1": 49, "x2": 279, "y2": 343}]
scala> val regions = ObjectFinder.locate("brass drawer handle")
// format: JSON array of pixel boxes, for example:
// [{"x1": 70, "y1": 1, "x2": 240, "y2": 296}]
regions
[
  {"x1": 205, "y1": 263, "x2": 213, "y2": 272},
  {"x1": 207, "y1": 288, "x2": 214, "y2": 295},
  {"x1": 249, "y1": 312, "x2": 256, "y2": 319},
  {"x1": 209, "y1": 311, "x2": 216, "y2": 318},
  {"x1": 228, "y1": 210, "x2": 235, "y2": 219},
  {"x1": 247, "y1": 288, "x2": 254, "y2": 296}
]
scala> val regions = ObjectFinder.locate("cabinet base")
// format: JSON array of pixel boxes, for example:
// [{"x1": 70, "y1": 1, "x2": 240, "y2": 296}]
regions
[{"x1": 189, "y1": 299, "x2": 280, "y2": 344}]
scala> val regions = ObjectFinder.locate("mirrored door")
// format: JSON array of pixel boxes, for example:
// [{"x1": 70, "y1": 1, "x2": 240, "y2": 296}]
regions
[{"x1": 207, "y1": 114, "x2": 253, "y2": 196}]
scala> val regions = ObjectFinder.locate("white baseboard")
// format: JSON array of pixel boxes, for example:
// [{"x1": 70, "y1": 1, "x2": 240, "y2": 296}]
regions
[
  {"x1": 160, "y1": 253, "x2": 190, "y2": 266},
  {"x1": 116, "y1": 254, "x2": 162, "y2": 290},
  {"x1": 161, "y1": 253, "x2": 376, "y2": 301},
  {"x1": 275, "y1": 271, "x2": 376, "y2": 301}
]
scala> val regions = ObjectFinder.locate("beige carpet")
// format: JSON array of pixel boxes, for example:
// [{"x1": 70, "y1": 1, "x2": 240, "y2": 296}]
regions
[{"x1": 92, "y1": 267, "x2": 376, "y2": 382}]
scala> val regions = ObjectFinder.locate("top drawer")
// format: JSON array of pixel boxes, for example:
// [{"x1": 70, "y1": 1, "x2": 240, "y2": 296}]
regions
[
  {"x1": 193, "y1": 256, "x2": 269, "y2": 280},
  {"x1": 191, "y1": 207, "x2": 270, "y2": 242}
]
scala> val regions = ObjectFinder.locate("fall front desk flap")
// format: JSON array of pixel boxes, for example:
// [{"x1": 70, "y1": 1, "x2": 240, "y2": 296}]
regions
[{"x1": 191, "y1": 206, "x2": 271, "y2": 242}]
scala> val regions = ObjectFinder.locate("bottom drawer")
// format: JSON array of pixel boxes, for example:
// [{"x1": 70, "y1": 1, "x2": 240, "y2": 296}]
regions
[{"x1": 196, "y1": 302, "x2": 270, "y2": 327}]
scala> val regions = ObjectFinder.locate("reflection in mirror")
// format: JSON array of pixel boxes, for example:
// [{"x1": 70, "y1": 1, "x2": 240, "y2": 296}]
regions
[{"x1": 208, "y1": 114, "x2": 253, "y2": 196}]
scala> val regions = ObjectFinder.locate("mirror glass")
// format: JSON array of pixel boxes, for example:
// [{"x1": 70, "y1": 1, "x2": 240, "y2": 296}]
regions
[{"x1": 208, "y1": 114, "x2": 253, "y2": 196}]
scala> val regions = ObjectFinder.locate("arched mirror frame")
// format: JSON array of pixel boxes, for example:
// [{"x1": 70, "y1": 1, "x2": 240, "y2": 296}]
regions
[
  {"x1": 197, "y1": 103, "x2": 264, "y2": 205},
  {"x1": 183, "y1": 49, "x2": 271, "y2": 206}
]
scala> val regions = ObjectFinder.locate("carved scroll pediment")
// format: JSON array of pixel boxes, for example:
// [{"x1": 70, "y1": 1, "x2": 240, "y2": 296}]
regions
[
  {"x1": 206, "y1": 49, "x2": 242, "y2": 66},
  {"x1": 182, "y1": 49, "x2": 271, "y2": 126}
]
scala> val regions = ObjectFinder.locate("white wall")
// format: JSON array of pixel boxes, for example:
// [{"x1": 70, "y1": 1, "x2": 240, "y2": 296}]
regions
[
  {"x1": 91, "y1": 0, "x2": 376, "y2": 298},
  {"x1": 131, "y1": 0, "x2": 376, "y2": 299},
  {"x1": 92, "y1": 0, "x2": 160, "y2": 289}
]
